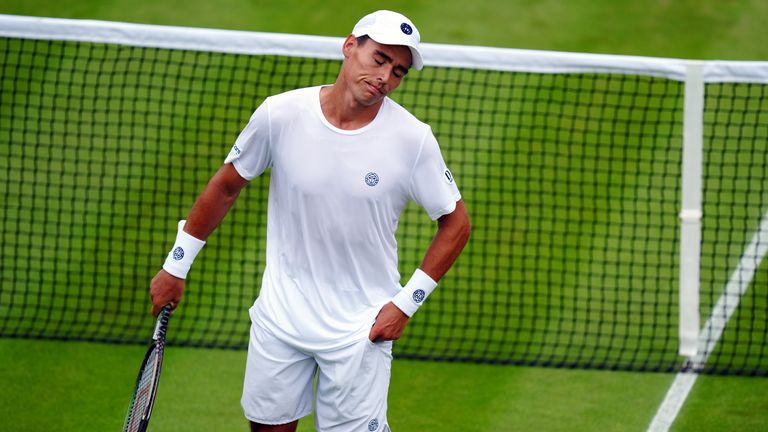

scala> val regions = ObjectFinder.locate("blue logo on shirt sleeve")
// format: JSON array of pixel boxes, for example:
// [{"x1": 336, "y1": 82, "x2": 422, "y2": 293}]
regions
[{"x1": 444, "y1": 169, "x2": 454, "y2": 184}]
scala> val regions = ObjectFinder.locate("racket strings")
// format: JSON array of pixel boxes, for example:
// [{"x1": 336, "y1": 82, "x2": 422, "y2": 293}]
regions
[{"x1": 125, "y1": 347, "x2": 161, "y2": 432}]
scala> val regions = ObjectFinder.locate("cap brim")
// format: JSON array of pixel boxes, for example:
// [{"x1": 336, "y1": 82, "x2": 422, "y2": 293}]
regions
[{"x1": 408, "y1": 47, "x2": 423, "y2": 70}]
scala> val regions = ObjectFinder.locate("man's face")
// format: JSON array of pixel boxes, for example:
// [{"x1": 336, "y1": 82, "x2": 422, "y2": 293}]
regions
[{"x1": 342, "y1": 36, "x2": 413, "y2": 107}]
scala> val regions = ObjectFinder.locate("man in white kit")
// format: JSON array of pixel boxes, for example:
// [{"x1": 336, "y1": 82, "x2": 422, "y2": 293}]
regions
[{"x1": 150, "y1": 10, "x2": 470, "y2": 432}]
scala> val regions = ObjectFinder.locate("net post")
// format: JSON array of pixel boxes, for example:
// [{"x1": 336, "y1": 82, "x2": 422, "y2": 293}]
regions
[{"x1": 678, "y1": 61, "x2": 704, "y2": 359}]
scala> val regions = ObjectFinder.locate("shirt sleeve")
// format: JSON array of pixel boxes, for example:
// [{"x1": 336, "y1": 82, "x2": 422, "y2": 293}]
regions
[
  {"x1": 409, "y1": 128, "x2": 462, "y2": 220},
  {"x1": 223, "y1": 100, "x2": 272, "y2": 180}
]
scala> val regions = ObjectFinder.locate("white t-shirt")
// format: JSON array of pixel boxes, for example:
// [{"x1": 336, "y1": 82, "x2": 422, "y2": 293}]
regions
[{"x1": 225, "y1": 86, "x2": 461, "y2": 351}]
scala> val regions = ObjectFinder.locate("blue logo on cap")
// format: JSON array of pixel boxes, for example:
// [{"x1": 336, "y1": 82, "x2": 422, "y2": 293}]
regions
[{"x1": 400, "y1": 23, "x2": 413, "y2": 35}]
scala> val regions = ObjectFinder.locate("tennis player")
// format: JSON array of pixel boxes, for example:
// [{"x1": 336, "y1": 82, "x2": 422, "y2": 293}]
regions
[{"x1": 150, "y1": 10, "x2": 470, "y2": 432}]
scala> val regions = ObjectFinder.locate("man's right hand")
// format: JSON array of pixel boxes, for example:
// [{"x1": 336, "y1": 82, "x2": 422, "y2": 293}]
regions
[{"x1": 150, "y1": 269, "x2": 185, "y2": 316}]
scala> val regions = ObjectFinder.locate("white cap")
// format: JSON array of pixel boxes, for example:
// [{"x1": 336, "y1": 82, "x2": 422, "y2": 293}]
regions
[{"x1": 352, "y1": 10, "x2": 424, "y2": 71}]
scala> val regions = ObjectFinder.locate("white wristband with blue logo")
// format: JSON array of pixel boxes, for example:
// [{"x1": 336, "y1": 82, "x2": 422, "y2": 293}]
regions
[
  {"x1": 162, "y1": 220, "x2": 206, "y2": 279},
  {"x1": 392, "y1": 268, "x2": 437, "y2": 317}
]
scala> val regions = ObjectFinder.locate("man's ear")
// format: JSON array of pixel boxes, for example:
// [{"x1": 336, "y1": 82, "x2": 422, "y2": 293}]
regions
[{"x1": 341, "y1": 34, "x2": 357, "y2": 59}]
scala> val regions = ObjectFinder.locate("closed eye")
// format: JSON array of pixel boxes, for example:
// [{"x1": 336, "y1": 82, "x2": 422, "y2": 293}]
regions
[{"x1": 373, "y1": 50, "x2": 409, "y2": 78}]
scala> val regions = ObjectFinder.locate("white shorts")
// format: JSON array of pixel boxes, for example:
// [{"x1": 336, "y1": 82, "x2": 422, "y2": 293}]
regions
[{"x1": 241, "y1": 320, "x2": 393, "y2": 432}]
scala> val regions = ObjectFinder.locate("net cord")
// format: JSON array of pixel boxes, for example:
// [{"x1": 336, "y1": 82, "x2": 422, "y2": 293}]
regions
[{"x1": 1, "y1": 14, "x2": 767, "y2": 82}]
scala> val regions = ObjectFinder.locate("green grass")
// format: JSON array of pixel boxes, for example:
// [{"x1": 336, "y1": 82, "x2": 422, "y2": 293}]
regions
[
  {"x1": 1, "y1": 1, "x2": 767, "y2": 431},
  {"x1": 1, "y1": 338, "x2": 766, "y2": 431},
  {"x1": 673, "y1": 375, "x2": 768, "y2": 432},
  {"x1": 0, "y1": 339, "x2": 677, "y2": 431}
]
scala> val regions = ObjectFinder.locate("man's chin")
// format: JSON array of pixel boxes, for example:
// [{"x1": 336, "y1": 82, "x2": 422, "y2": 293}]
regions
[{"x1": 357, "y1": 94, "x2": 385, "y2": 107}]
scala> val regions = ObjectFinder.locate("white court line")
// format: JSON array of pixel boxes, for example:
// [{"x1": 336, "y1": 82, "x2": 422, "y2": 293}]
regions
[{"x1": 647, "y1": 210, "x2": 768, "y2": 432}]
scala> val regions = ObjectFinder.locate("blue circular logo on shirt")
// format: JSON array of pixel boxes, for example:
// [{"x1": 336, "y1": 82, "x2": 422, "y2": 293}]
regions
[
  {"x1": 172, "y1": 247, "x2": 185, "y2": 261},
  {"x1": 412, "y1": 289, "x2": 426, "y2": 303},
  {"x1": 400, "y1": 23, "x2": 413, "y2": 35},
  {"x1": 365, "y1": 172, "x2": 379, "y2": 187},
  {"x1": 368, "y1": 418, "x2": 379, "y2": 431}
]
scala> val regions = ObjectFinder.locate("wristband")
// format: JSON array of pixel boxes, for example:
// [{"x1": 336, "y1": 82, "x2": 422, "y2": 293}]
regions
[
  {"x1": 162, "y1": 220, "x2": 206, "y2": 279},
  {"x1": 392, "y1": 268, "x2": 438, "y2": 317}
]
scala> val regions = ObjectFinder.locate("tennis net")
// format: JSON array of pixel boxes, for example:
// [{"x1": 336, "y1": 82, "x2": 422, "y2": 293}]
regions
[{"x1": 1, "y1": 15, "x2": 766, "y2": 375}]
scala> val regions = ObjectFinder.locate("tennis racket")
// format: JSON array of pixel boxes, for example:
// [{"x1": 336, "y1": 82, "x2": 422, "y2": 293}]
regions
[{"x1": 123, "y1": 304, "x2": 173, "y2": 432}]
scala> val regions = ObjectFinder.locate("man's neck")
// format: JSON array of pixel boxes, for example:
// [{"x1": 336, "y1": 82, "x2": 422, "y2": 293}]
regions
[{"x1": 319, "y1": 85, "x2": 383, "y2": 130}]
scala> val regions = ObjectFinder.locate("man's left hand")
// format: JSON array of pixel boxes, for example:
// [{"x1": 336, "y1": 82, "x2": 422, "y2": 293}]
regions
[{"x1": 368, "y1": 302, "x2": 410, "y2": 342}]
